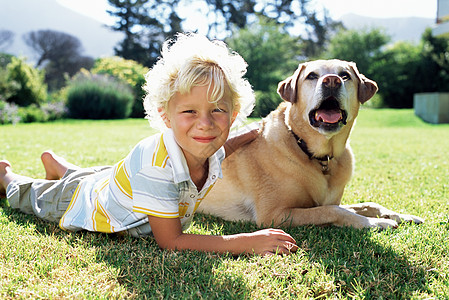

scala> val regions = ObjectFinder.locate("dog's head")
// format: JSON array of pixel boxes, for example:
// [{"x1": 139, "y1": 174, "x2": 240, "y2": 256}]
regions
[{"x1": 277, "y1": 60, "x2": 378, "y2": 135}]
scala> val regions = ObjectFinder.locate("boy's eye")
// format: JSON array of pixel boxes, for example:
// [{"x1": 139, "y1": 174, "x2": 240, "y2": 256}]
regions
[
  {"x1": 213, "y1": 108, "x2": 227, "y2": 113},
  {"x1": 182, "y1": 110, "x2": 195, "y2": 114}
]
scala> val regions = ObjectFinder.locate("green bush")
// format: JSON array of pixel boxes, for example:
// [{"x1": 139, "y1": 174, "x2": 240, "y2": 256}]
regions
[
  {"x1": 16, "y1": 102, "x2": 67, "y2": 123},
  {"x1": 252, "y1": 89, "x2": 283, "y2": 118},
  {"x1": 91, "y1": 57, "x2": 148, "y2": 118},
  {"x1": 17, "y1": 104, "x2": 48, "y2": 123},
  {"x1": 66, "y1": 72, "x2": 134, "y2": 119},
  {"x1": 5, "y1": 57, "x2": 47, "y2": 106}
]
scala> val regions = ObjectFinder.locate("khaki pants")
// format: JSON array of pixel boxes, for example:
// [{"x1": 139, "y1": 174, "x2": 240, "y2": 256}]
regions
[{"x1": 6, "y1": 166, "x2": 110, "y2": 224}]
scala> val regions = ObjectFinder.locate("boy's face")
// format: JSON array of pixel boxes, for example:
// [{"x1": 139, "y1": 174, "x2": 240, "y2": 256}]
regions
[{"x1": 163, "y1": 85, "x2": 236, "y2": 166}]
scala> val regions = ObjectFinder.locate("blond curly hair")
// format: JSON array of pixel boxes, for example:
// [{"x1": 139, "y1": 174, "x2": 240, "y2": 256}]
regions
[{"x1": 143, "y1": 32, "x2": 255, "y2": 131}]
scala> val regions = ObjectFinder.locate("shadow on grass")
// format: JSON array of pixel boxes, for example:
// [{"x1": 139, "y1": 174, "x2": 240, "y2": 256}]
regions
[
  {"x1": 1, "y1": 201, "x2": 432, "y2": 299},
  {"x1": 0, "y1": 204, "x2": 251, "y2": 299},
  {"x1": 194, "y1": 213, "x2": 432, "y2": 298}
]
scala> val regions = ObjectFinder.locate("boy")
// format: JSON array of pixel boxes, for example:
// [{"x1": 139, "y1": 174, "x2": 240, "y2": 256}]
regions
[{"x1": 0, "y1": 33, "x2": 297, "y2": 256}]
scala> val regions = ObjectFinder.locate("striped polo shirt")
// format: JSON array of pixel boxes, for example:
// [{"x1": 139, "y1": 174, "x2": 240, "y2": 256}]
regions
[{"x1": 59, "y1": 129, "x2": 224, "y2": 237}]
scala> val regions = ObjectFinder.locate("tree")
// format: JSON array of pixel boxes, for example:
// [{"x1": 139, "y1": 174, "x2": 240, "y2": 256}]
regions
[
  {"x1": 297, "y1": 0, "x2": 344, "y2": 58},
  {"x1": 24, "y1": 30, "x2": 83, "y2": 67},
  {"x1": 107, "y1": 0, "x2": 182, "y2": 67},
  {"x1": 325, "y1": 27, "x2": 449, "y2": 108},
  {"x1": 202, "y1": 0, "x2": 260, "y2": 36},
  {"x1": 226, "y1": 17, "x2": 302, "y2": 117},
  {"x1": 0, "y1": 29, "x2": 14, "y2": 50},
  {"x1": 23, "y1": 30, "x2": 94, "y2": 90},
  {"x1": 418, "y1": 28, "x2": 449, "y2": 93},
  {"x1": 326, "y1": 27, "x2": 390, "y2": 76},
  {"x1": 107, "y1": 0, "x2": 340, "y2": 67},
  {"x1": 370, "y1": 41, "x2": 421, "y2": 108}
]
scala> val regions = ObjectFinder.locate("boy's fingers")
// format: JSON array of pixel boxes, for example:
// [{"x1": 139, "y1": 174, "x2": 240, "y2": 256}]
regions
[
  {"x1": 272, "y1": 230, "x2": 297, "y2": 245},
  {"x1": 273, "y1": 244, "x2": 297, "y2": 255},
  {"x1": 285, "y1": 241, "x2": 298, "y2": 252}
]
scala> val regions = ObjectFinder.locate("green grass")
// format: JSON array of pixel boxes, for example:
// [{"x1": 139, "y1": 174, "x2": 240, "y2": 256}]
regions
[{"x1": 1, "y1": 109, "x2": 448, "y2": 299}]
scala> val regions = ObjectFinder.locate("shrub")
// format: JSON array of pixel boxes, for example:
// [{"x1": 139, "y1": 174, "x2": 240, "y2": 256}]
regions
[
  {"x1": 17, "y1": 104, "x2": 48, "y2": 123},
  {"x1": 41, "y1": 101, "x2": 68, "y2": 121},
  {"x1": 252, "y1": 89, "x2": 282, "y2": 118},
  {"x1": 0, "y1": 100, "x2": 20, "y2": 124},
  {"x1": 66, "y1": 72, "x2": 134, "y2": 119},
  {"x1": 92, "y1": 57, "x2": 149, "y2": 118},
  {"x1": 5, "y1": 57, "x2": 47, "y2": 106}
]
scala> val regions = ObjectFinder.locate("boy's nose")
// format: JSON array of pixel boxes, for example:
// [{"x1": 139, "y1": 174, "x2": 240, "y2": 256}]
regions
[{"x1": 197, "y1": 113, "x2": 214, "y2": 129}]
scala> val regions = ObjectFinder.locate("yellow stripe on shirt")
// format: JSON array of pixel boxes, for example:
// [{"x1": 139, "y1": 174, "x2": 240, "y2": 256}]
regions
[
  {"x1": 114, "y1": 159, "x2": 133, "y2": 199},
  {"x1": 133, "y1": 206, "x2": 179, "y2": 218},
  {"x1": 152, "y1": 135, "x2": 169, "y2": 168},
  {"x1": 92, "y1": 179, "x2": 114, "y2": 233},
  {"x1": 93, "y1": 199, "x2": 114, "y2": 233}
]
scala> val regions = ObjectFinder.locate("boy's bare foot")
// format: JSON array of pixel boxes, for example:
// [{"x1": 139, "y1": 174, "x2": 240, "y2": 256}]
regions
[
  {"x1": 41, "y1": 151, "x2": 79, "y2": 180},
  {"x1": 0, "y1": 161, "x2": 13, "y2": 198}
]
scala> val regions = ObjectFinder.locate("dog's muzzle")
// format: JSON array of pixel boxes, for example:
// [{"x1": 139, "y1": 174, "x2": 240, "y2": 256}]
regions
[{"x1": 308, "y1": 75, "x2": 348, "y2": 132}]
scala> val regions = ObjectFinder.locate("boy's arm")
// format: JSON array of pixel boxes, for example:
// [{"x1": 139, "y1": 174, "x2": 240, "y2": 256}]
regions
[
  {"x1": 223, "y1": 129, "x2": 259, "y2": 158},
  {"x1": 148, "y1": 215, "x2": 297, "y2": 256}
]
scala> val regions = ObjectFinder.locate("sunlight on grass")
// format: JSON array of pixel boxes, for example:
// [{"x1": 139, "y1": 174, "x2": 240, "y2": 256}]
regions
[{"x1": 1, "y1": 110, "x2": 448, "y2": 298}]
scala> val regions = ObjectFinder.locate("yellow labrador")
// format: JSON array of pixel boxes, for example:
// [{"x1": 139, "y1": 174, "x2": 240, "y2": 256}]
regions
[{"x1": 200, "y1": 59, "x2": 424, "y2": 229}]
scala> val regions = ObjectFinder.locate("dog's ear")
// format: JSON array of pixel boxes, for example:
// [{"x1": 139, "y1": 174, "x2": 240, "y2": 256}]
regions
[
  {"x1": 358, "y1": 74, "x2": 378, "y2": 103},
  {"x1": 277, "y1": 64, "x2": 306, "y2": 103},
  {"x1": 349, "y1": 62, "x2": 378, "y2": 104}
]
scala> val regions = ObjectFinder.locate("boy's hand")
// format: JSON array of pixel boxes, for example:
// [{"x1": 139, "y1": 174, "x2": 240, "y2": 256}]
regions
[
  {"x1": 224, "y1": 129, "x2": 259, "y2": 158},
  {"x1": 241, "y1": 228, "x2": 298, "y2": 256},
  {"x1": 148, "y1": 215, "x2": 298, "y2": 256}
]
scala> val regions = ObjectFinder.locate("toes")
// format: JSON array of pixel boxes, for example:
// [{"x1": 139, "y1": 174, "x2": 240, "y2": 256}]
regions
[
  {"x1": 0, "y1": 160, "x2": 12, "y2": 169},
  {"x1": 369, "y1": 218, "x2": 398, "y2": 229},
  {"x1": 403, "y1": 215, "x2": 425, "y2": 225},
  {"x1": 393, "y1": 214, "x2": 425, "y2": 225},
  {"x1": 41, "y1": 150, "x2": 56, "y2": 162}
]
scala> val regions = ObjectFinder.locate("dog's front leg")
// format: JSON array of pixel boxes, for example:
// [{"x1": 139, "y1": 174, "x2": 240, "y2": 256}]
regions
[
  {"x1": 342, "y1": 202, "x2": 424, "y2": 225},
  {"x1": 258, "y1": 205, "x2": 399, "y2": 229}
]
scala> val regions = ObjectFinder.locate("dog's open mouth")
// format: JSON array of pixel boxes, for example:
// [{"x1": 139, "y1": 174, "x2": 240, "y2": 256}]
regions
[{"x1": 309, "y1": 97, "x2": 347, "y2": 131}]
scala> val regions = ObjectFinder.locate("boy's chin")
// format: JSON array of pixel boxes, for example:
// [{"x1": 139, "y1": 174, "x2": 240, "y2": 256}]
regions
[{"x1": 196, "y1": 148, "x2": 219, "y2": 160}]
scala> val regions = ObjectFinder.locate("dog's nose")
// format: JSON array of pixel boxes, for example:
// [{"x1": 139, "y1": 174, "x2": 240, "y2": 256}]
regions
[{"x1": 322, "y1": 75, "x2": 341, "y2": 89}]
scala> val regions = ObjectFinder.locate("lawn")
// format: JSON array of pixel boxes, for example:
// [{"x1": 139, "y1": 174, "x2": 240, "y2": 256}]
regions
[{"x1": 0, "y1": 109, "x2": 448, "y2": 299}]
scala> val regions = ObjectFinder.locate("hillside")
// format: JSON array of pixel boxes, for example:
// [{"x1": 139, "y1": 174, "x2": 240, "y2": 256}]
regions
[
  {"x1": 0, "y1": 0, "x2": 123, "y2": 62},
  {"x1": 340, "y1": 13, "x2": 434, "y2": 43}
]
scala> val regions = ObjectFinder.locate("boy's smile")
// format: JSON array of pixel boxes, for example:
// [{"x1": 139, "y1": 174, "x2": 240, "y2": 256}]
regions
[{"x1": 164, "y1": 85, "x2": 235, "y2": 169}]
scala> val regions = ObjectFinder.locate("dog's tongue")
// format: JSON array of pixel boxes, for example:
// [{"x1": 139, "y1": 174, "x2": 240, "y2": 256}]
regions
[{"x1": 315, "y1": 109, "x2": 342, "y2": 123}]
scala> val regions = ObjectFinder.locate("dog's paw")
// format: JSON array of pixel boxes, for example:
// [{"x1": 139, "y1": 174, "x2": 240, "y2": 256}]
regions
[
  {"x1": 366, "y1": 217, "x2": 398, "y2": 229},
  {"x1": 379, "y1": 210, "x2": 424, "y2": 225},
  {"x1": 391, "y1": 213, "x2": 425, "y2": 225}
]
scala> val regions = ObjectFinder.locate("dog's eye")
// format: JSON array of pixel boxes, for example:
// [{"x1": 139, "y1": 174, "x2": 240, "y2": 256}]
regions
[
  {"x1": 339, "y1": 72, "x2": 351, "y2": 81},
  {"x1": 306, "y1": 72, "x2": 319, "y2": 80}
]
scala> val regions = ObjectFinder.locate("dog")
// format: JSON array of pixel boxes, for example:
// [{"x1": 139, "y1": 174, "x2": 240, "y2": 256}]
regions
[{"x1": 199, "y1": 59, "x2": 424, "y2": 229}]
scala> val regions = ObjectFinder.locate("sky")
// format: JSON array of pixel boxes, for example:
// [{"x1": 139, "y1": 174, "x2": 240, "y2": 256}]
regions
[{"x1": 56, "y1": 0, "x2": 438, "y2": 26}]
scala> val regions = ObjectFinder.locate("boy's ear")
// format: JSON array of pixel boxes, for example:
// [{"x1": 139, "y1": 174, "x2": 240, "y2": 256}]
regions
[
  {"x1": 231, "y1": 111, "x2": 238, "y2": 124},
  {"x1": 158, "y1": 107, "x2": 171, "y2": 128}
]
